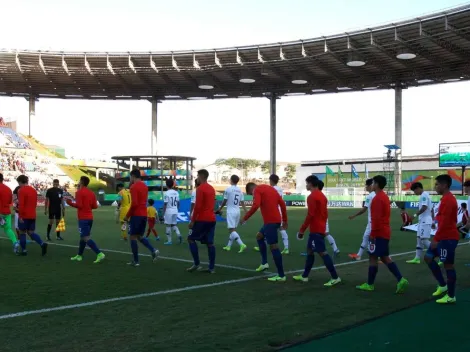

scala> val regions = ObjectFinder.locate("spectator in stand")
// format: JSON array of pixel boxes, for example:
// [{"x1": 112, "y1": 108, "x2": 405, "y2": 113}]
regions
[{"x1": 400, "y1": 207, "x2": 413, "y2": 231}]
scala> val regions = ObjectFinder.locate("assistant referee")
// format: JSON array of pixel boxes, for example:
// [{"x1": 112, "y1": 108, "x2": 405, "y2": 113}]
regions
[{"x1": 45, "y1": 179, "x2": 65, "y2": 241}]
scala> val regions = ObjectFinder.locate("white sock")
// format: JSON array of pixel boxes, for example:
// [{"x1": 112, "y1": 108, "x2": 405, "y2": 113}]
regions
[
  {"x1": 415, "y1": 236, "x2": 422, "y2": 259},
  {"x1": 326, "y1": 234, "x2": 338, "y2": 252},
  {"x1": 227, "y1": 232, "x2": 238, "y2": 247},
  {"x1": 358, "y1": 236, "x2": 369, "y2": 257},
  {"x1": 166, "y1": 227, "x2": 172, "y2": 242},
  {"x1": 280, "y1": 230, "x2": 289, "y2": 249},
  {"x1": 233, "y1": 231, "x2": 244, "y2": 246},
  {"x1": 173, "y1": 226, "x2": 181, "y2": 237}
]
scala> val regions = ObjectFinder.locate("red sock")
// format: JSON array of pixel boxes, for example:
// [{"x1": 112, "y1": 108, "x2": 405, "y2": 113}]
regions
[{"x1": 152, "y1": 229, "x2": 158, "y2": 237}]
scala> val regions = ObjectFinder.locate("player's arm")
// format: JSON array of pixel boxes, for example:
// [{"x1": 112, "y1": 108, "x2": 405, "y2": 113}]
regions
[
  {"x1": 66, "y1": 191, "x2": 80, "y2": 208},
  {"x1": 349, "y1": 204, "x2": 367, "y2": 219},
  {"x1": 191, "y1": 187, "x2": 203, "y2": 222},
  {"x1": 217, "y1": 191, "x2": 228, "y2": 212},
  {"x1": 45, "y1": 189, "x2": 50, "y2": 214},
  {"x1": 162, "y1": 193, "x2": 168, "y2": 214},
  {"x1": 278, "y1": 195, "x2": 288, "y2": 229},
  {"x1": 242, "y1": 189, "x2": 260, "y2": 222},
  {"x1": 91, "y1": 194, "x2": 98, "y2": 209},
  {"x1": 299, "y1": 195, "x2": 314, "y2": 235}
]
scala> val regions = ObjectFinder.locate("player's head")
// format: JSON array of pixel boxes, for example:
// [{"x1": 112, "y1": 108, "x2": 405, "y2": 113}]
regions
[
  {"x1": 269, "y1": 174, "x2": 279, "y2": 186},
  {"x1": 80, "y1": 176, "x2": 90, "y2": 187},
  {"x1": 116, "y1": 183, "x2": 124, "y2": 192},
  {"x1": 410, "y1": 182, "x2": 424, "y2": 195},
  {"x1": 245, "y1": 182, "x2": 256, "y2": 195},
  {"x1": 400, "y1": 207, "x2": 406, "y2": 213},
  {"x1": 16, "y1": 174, "x2": 28, "y2": 186},
  {"x1": 197, "y1": 169, "x2": 209, "y2": 184},
  {"x1": 435, "y1": 174, "x2": 452, "y2": 195},
  {"x1": 230, "y1": 174, "x2": 240, "y2": 185},
  {"x1": 148, "y1": 199, "x2": 154, "y2": 206},
  {"x1": 461, "y1": 202, "x2": 467, "y2": 210},
  {"x1": 317, "y1": 180, "x2": 325, "y2": 191},
  {"x1": 166, "y1": 179, "x2": 174, "y2": 189},
  {"x1": 194, "y1": 178, "x2": 200, "y2": 188},
  {"x1": 130, "y1": 169, "x2": 141, "y2": 184},
  {"x1": 365, "y1": 178, "x2": 373, "y2": 192},
  {"x1": 53, "y1": 179, "x2": 60, "y2": 188},
  {"x1": 0, "y1": 173, "x2": 3, "y2": 183},
  {"x1": 372, "y1": 175, "x2": 386, "y2": 191},
  {"x1": 464, "y1": 180, "x2": 470, "y2": 195},
  {"x1": 305, "y1": 175, "x2": 320, "y2": 191}
]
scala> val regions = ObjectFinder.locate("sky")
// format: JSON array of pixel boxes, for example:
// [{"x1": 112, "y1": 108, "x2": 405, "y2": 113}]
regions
[{"x1": 0, "y1": 0, "x2": 468, "y2": 165}]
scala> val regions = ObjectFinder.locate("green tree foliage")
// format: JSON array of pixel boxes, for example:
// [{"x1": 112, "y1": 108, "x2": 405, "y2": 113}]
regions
[{"x1": 284, "y1": 164, "x2": 297, "y2": 181}]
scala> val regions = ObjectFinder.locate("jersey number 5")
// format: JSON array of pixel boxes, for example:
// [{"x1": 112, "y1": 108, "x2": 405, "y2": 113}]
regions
[{"x1": 234, "y1": 194, "x2": 239, "y2": 205}]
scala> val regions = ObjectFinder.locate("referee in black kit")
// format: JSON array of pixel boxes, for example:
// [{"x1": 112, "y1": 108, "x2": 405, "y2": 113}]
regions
[{"x1": 44, "y1": 179, "x2": 65, "y2": 241}]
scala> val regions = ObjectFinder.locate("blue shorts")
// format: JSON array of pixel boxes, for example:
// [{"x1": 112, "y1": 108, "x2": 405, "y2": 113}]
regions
[
  {"x1": 368, "y1": 237, "x2": 389, "y2": 258},
  {"x1": 78, "y1": 220, "x2": 93, "y2": 237},
  {"x1": 259, "y1": 223, "x2": 280, "y2": 245},
  {"x1": 129, "y1": 216, "x2": 147, "y2": 236},
  {"x1": 18, "y1": 219, "x2": 35, "y2": 232},
  {"x1": 426, "y1": 239, "x2": 458, "y2": 264},
  {"x1": 307, "y1": 233, "x2": 326, "y2": 253},
  {"x1": 188, "y1": 221, "x2": 216, "y2": 244}
]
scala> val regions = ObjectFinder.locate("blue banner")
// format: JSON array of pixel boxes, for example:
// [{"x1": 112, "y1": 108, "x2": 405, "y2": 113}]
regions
[{"x1": 152, "y1": 198, "x2": 226, "y2": 223}]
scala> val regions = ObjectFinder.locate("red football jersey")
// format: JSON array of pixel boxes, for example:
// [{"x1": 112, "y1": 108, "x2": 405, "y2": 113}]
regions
[
  {"x1": 243, "y1": 184, "x2": 287, "y2": 224},
  {"x1": 370, "y1": 190, "x2": 391, "y2": 240}
]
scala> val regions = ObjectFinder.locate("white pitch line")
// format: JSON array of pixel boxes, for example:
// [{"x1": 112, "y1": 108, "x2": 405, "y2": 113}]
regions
[{"x1": 1, "y1": 242, "x2": 468, "y2": 321}]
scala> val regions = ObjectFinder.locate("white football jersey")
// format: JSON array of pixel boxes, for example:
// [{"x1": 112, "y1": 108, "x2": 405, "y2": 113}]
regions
[
  {"x1": 224, "y1": 185, "x2": 244, "y2": 212},
  {"x1": 364, "y1": 191, "x2": 376, "y2": 223},
  {"x1": 418, "y1": 191, "x2": 433, "y2": 224},
  {"x1": 164, "y1": 189, "x2": 179, "y2": 214},
  {"x1": 191, "y1": 190, "x2": 196, "y2": 204},
  {"x1": 273, "y1": 185, "x2": 283, "y2": 212}
]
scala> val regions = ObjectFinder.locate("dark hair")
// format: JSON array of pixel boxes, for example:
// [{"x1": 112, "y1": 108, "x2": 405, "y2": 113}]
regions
[
  {"x1": 269, "y1": 174, "x2": 279, "y2": 185},
  {"x1": 53, "y1": 179, "x2": 59, "y2": 183},
  {"x1": 462, "y1": 202, "x2": 467, "y2": 209},
  {"x1": 148, "y1": 199, "x2": 154, "y2": 206},
  {"x1": 80, "y1": 176, "x2": 90, "y2": 187},
  {"x1": 410, "y1": 182, "x2": 423, "y2": 191},
  {"x1": 372, "y1": 175, "x2": 387, "y2": 189},
  {"x1": 230, "y1": 175, "x2": 240, "y2": 184},
  {"x1": 197, "y1": 169, "x2": 209, "y2": 180},
  {"x1": 0, "y1": 173, "x2": 3, "y2": 182},
  {"x1": 305, "y1": 175, "x2": 319, "y2": 186},
  {"x1": 130, "y1": 169, "x2": 141, "y2": 179},
  {"x1": 166, "y1": 179, "x2": 174, "y2": 189},
  {"x1": 116, "y1": 183, "x2": 124, "y2": 191},
  {"x1": 318, "y1": 180, "x2": 324, "y2": 191},
  {"x1": 194, "y1": 178, "x2": 200, "y2": 187},
  {"x1": 464, "y1": 180, "x2": 470, "y2": 187},
  {"x1": 365, "y1": 178, "x2": 373, "y2": 186},
  {"x1": 435, "y1": 174, "x2": 452, "y2": 188},
  {"x1": 245, "y1": 182, "x2": 256, "y2": 193},
  {"x1": 16, "y1": 175, "x2": 28, "y2": 184}
]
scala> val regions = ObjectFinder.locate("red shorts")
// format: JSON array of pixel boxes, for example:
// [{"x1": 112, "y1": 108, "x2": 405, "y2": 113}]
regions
[{"x1": 147, "y1": 218, "x2": 156, "y2": 228}]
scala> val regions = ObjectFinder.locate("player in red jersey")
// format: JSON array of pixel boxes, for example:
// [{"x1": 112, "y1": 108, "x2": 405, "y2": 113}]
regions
[
  {"x1": 124, "y1": 169, "x2": 159, "y2": 266},
  {"x1": 187, "y1": 169, "x2": 217, "y2": 273},
  {"x1": 16, "y1": 175, "x2": 48, "y2": 256},
  {"x1": 66, "y1": 176, "x2": 105, "y2": 263},
  {"x1": 0, "y1": 173, "x2": 20, "y2": 251},
  {"x1": 294, "y1": 175, "x2": 341, "y2": 286},
  {"x1": 400, "y1": 208, "x2": 413, "y2": 231},
  {"x1": 356, "y1": 175, "x2": 408, "y2": 293},
  {"x1": 425, "y1": 174, "x2": 459, "y2": 304},
  {"x1": 243, "y1": 182, "x2": 287, "y2": 282}
]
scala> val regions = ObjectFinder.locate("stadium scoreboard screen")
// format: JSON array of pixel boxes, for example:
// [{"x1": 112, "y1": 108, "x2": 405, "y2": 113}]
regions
[{"x1": 439, "y1": 142, "x2": 470, "y2": 167}]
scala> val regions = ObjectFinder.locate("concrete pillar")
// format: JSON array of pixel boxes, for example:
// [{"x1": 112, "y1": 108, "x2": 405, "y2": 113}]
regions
[
  {"x1": 28, "y1": 94, "x2": 36, "y2": 137},
  {"x1": 269, "y1": 94, "x2": 277, "y2": 175},
  {"x1": 151, "y1": 99, "x2": 158, "y2": 169},
  {"x1": 395, "y1": 86, "x2": 403, "y2": 196}
]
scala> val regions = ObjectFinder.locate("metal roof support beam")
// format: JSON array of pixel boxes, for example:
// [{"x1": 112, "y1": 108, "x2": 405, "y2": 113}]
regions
[
  {"x1": 395, "y1": 34, "x2": 444, "y2": 68},
  {"x1": 269, "y1": 93, "x2": 277, "y2": 175},
  {"x1": 151, "y1": 98, "x2": 158, "y2": 161},
  {"x1": 445, "y1": 21, "x2": 470, "y2": 44},
  {"x1": 420, "y1": 28, "x2": 470, "y2": 61},
  {"x1": 28, "y1": 93, "x2": 36, "y2": 137},
  {"x1": 394, "y1": 85, "x2": 403, "y2": 195},
  {"x1": 301, "y1": 46, "x2": 344, "y2": 83}
]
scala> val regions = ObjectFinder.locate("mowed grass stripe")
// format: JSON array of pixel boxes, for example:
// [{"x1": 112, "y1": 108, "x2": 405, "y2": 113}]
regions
[{"x1": 3, "y1": 243, "x2": 466, "y2": 321}]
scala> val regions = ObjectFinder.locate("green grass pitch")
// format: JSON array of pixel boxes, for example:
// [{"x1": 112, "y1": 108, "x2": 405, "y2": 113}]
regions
[{"x1": 0, "y1": 207, "x2": 469, "y2": 352}]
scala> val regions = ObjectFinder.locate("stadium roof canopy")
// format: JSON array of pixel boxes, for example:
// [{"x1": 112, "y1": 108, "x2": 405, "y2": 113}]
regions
[{"x1": 1, "y1": 5, "x2": 470, "y2": 100}]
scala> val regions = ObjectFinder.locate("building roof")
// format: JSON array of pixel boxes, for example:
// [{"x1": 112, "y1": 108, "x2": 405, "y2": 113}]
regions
[
  {"x1": 1, "y1": 5, "x2": 470, "y2": 100},
  {"x1": 301, "y1": 154, "x2": 438, "y2": 166}
]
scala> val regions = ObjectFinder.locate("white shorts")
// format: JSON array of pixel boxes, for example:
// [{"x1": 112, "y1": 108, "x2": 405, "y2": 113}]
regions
[
  {"x1": 14, "y1": 213, "x2": 19, "y2": 229},
  {"x1": 226, "y1": 211, "x2": 240, "y2": 229},
  {"x1": 164, "y1": 213, "x2": 178, "y2": 225},
  {"x1": 325, "y1": 219, "x2": 329, "y2": 233},
  {"x1": 418, "y1": 223, "x2": 432, "y2": 239},
  {"x1": 363, "y1": 223, "x2": 371, "y2": 238}
]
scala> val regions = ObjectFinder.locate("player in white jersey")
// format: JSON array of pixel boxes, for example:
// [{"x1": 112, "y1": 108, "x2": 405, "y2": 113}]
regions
[
  {"x1": 348, "y1": 179, "x2": 375, "y2": 260},
  {"x1": 270, "y1": 174, "x2": 289, "y2": 254},
  {"x1": 162, "y1": 179, "x2": 182, "y2": 245},
  {"x1": 406, "y1": 182, "x2": 433, "y2": 264},
  {"x1": 217, "y1": 175, "x2": 247, "y2": 253},
  {"x1": 190, "y1": 179, "x2": 200, "y2": 218},
  {"x1": 462, "y1": 180, "x2": 470, "y2": 239}
]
